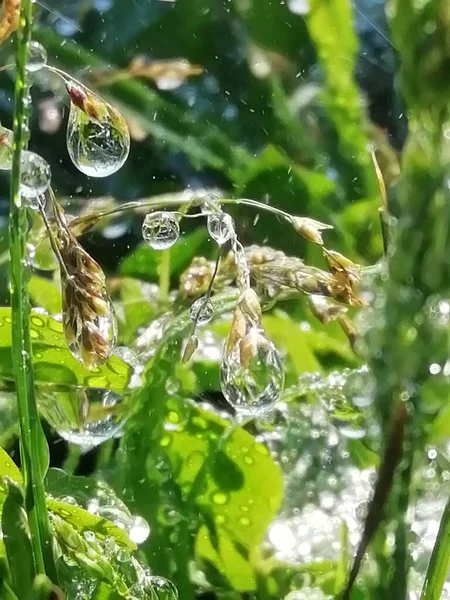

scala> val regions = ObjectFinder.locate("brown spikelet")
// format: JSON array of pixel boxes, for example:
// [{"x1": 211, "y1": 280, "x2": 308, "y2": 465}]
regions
[
  {"x1": 0, "y1": 0, "x2": 20, "y2": 44},
  {"x1": 57, "y1": 225, "x2": 117, "y2": 369}
]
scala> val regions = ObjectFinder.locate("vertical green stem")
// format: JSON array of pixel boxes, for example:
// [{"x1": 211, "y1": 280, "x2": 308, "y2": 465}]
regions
[
  {"x1": 158, "y1": 250, "x2": 171, "y2": 303},
  {"x1": 9, "y1": 0, "x2": 56, "y2": 582},
  {"x1": 420, "y1": 495, "x2": 450, "y2": 600}
]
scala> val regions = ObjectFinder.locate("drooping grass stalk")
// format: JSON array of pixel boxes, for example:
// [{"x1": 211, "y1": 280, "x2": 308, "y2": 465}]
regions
[
  {"x1": 420, "y1": 495, "x2": 450, "y2": 600},
  {"x1": 8, "y1": 0, "x2": 56, "y2": 582}
]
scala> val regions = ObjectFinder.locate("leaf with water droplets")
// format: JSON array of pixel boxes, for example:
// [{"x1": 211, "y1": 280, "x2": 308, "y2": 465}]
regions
[
  {"x1": 0, "y1": 307, "x2": 131, "y2": 393},
  {"x1": 48, "y1": 499, "x2": 136, "y2": 551}
]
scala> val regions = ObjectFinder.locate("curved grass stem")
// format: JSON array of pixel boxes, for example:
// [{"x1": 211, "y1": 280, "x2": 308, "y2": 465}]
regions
[{"x1": 8, "y1": 0, "x2": 56, "y2": 583}]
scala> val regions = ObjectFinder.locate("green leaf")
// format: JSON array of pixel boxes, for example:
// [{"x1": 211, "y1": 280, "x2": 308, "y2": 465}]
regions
[
  {"x1": 1, "y1": 481, "x2": 35, "y2": 600},
  {"x1": 306, "y1": 0, "x2": 378, "y2": 200},
  {"x1": 118, "y1": 278, "x2": 155, "y2": 343},
  {"x1": 120, "y1": 228, "x2": 209, "y2": 281},
  {"x1": 428, "y1": 403, "x2": 450, "y2": 445},
  {"x1": 0, "y1": 308, "x2": 131, "y2": 393},
  {"x1": 28, "y1": 276, "x2": 62, "y2": 315},
  {"x1": 0, "y1": 447, "x2": 22, "y2": 483},
  {"x1": 47, "y1": 499, "x2": 136, "y2": 551}
]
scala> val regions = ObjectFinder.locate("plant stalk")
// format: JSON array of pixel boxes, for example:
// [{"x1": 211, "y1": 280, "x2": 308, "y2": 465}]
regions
[{"x1": 8, "y1": 0, "x2": 56, "y2": 582}]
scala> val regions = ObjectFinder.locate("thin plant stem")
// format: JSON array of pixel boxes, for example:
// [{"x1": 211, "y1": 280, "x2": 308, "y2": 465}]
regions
[
  {"x1": 68, "y1": 196, "x2": 295, "y2": 232},
  {"x1": 158, "y1": 250, "x2": 171, "y2": 303},
  {"x1": 8, "y1": 0, "x2": 56, "y2": 582},
  {"x1": 420, "y1": 495, "x2": 450, "y2": 600}
]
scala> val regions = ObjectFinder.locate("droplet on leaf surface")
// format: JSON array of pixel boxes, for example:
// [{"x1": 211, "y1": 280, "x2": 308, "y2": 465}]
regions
[
  {"x1": 20, "y1": 151, "x2": 51, "y2": 199},
  {"x1": 66, "y1": 81, "x2": 130, "y2": 177},
  {"x1": 142, "y1": 211, "x2": 180, "y2": 250},
  {"x1": 26, "y1": 41, "x2": 47, "y2": 72}
]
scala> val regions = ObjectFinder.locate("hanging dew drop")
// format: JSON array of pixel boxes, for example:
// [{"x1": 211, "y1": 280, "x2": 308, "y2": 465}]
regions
[
  {"x1": 220, "y1": 330, "x2": 284, "y2": 416},
  {"x1": 142, "y1": 211, "x2": 180, "y2": 250},
  {"x1": 66, "y1": 81, "x2": 130, "y2": 178},
  {"x1": 26, "y1": 41, "x2": 48, "y2": 72},
  {"x1": 36, "y1": 386, "x2": 130, "y2": 450},
  {"x1": 128, "y1": 516, "x2": 150, "y2": 544},
  {"x1": 20, "y1": 151, "x2": 51, "y2": 199},
  {"x1": 207, "y1": 212, "x2": 233, "y2": 245},
  {"x1": 189, "y1": 296, "x2": 214, "y2": 325}
]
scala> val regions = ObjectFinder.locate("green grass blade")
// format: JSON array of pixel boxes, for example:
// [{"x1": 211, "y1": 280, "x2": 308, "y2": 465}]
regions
[{"x1": 420, "y1": 496, "x2": 450, "y2": 600}]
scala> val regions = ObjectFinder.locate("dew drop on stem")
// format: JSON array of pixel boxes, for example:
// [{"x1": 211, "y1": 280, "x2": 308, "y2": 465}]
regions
[
  {"x1": 207, "y1": 211, "x2": 233, "y2": 245},
  {"x1": 65, "y1": 81, "x2": 130, "y2": 177},
  {"x1": 26, "y1": 41, "x2": 47, "y2": 72},
  {"x1": 142, "y1": 211, "x2": 180, "y2": 250},
  {"x1": 189, "y1": 296, "x2": 214, "y2": 325},
  {"x1": 20, "y1": 151, "x2": 51, "y2": 199}
]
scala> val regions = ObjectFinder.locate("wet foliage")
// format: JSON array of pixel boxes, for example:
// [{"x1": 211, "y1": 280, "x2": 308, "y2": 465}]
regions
[{"x1": 1, "y1": 1, "x2": 450, "y2": 599}]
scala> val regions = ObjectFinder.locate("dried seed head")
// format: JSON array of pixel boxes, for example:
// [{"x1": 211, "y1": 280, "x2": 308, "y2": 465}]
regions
[
  {"x1": 57, "y1": 226, "x2": 117, "y2": 369},
  {"x1": 309, "y1": 294, "x2": 349, "y2": 324},
  {"x1": 290, "y1": 216, "x2": 333, "y2": 245},
  {"x1": 238, "y1": 288, "x2": 262, "y2": 323},
  {"x1": 179, "y1": 257, "x2": 215, "y2": 297},
  {"x1": 239, "y1": 329, "x2": 260, "y2": 368},
  {"x1": 182, "y1": 335, "x2": 199, "y2": 363}
]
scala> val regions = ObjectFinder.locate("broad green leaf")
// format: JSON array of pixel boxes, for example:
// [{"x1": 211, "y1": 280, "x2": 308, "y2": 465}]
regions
[
  {"x1": 28, "y1": 276, "x2": 62, "y2": 315},
  {"x1": 118, "y1": 278, "x2": 155, "y2": 343},
  {"x1": 428, "y1": 403, "x2": 450, "y2": 445},
  {"x1": 0, "y1": 447, "x2": 22, "y2": 483},
  {"x1": 196, "y1": 525, "x2": 256, "y2": 591},
  {"x1": 47, "y1": 499, "x2": 136, "y2": 551},
  {"x1": 0, "y1": 308, "x2": 131, "y2": 393},
  {"x1": 1, "y1": 482, "x2": 35, "y2": 600},
  {"x1": 120, "y1": 228, "x2": 209, "y2": 281}
]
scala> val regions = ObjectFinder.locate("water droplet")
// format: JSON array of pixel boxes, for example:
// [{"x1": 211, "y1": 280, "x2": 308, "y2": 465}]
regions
[
  {"x1": 26, "y1": 41, "x2": 47, "y2": 72},
  {"x1": 142, "y1": 211, "x2": 180, "y2": 250},
  {"x1": 212, "y1": 492, "x2": 229, "y2": 505},
  {"x1": 128, "y1": 516, "x2": 150, "y2": 544},
  {"x1": 20, "y1": 151, "x2": 51, "y2": 199},
  {"x1": 66, "y1": 81, "x2": 130, "y2": 177},
  {"x1": 207, "y1": 212, "x2": 233, "y2": 245},
  {"x1": 37, "y1": 386, "x2": 129, "y2": 449},
  {"x1": 189, "y1": 296, "x2": 214, "y2": 326},
  {"x1": 286, "y1": 0, "x2": 309, "y2": 14},
  {"x1": 221, "y1": 330, "x2": 284, "y2": 416},
  {"x1": 239, "y1": 516, "x2": 251, "y2": 526}
]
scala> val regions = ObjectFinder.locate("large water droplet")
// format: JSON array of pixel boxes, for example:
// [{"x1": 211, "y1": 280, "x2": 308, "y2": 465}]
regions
[
  {"x1": 189, "y1": 296, "x2": 214, "y2": 325},
  {"x1": 26, "y1": 41, "x2": 48, "y2": 72},
  {"x1": 37, "y1": 386, "x2": 130, "y2": 450},
  {"x1": 66, "y1": 81, "x2": 130, "y2": 177},
  {"x1": 142, "y1": 211, "x2": 180, "y2": 250},
  {"x1": 20, "y1": 151, "x2": 51, "y2": 199},
  {"x1": 221, "y1": 330, "x2": 284, "y2": 415},
  {"x1": 207, "y1": 212, "x2": 233, "y2": 245},
  {"x1": 128, "y1": 516, "x2": 150, "y2": 544}
]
